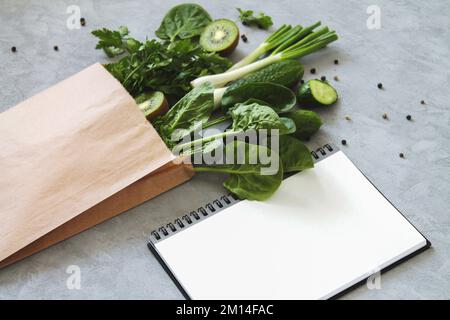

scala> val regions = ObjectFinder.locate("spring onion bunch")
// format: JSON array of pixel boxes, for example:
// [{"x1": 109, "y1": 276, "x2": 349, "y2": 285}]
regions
[{"x1": 191, "y1": 21, "x2": 338, "y2": 88}]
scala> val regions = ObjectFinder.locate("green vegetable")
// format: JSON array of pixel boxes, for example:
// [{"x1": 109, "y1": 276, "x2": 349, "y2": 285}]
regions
[
  {"x1": 154, "y1": 83, "x2": 215, "y2": 148},
  {"x1": 93, "y1": 29, "x2": 232, "y2": 101},
  {"x1": 173, "y1": 101, "x2": 295, "y2": 154},
  {"x1": 221, "y1": 82, "x2": 297, "y2": 114},
  {"x1": 91, "y1": 26, "x2": 141, "y2": 57},
  {"x1": 192, "y1": 22, "x2": 338, "y2": 88},
  {"x1": 237, "y1": 8, "x2": 273, "y2": 30},
  {"x1": 297, "y1": 79, "x2": 338, "y2": 106},
  {"x1": 155, "y1": 3, "x2": 212, "y2": 42},
  {"x1": 195, "y1": 141, "x2": 283, "y2": 201},
  {"x1": 286, "y1": 109, "x2": 323, "y2": 140},
  {"x1": 276, "y1": 135, "x2": 314, "y2": 172},
  {"x1": 229, "y1": 60, "x2": 304, "y2": 89}
]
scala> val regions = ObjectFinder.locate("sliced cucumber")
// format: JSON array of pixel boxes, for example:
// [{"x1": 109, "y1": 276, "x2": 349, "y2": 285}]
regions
[
  {"x1": 135, "y1": 91, "x2": 169, "y2": 121},
  {"x1": 297, "y1": 79, "x2": 338, "y2": 107}
]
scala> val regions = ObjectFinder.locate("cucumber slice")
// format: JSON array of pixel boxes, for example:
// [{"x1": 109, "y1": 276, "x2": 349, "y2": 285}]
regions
[
  {"x1": 135, "y1": 91, "x2": 169, "y2": 121},
  {"x1": 297, "y1": 79, "x2": 338, "y2": 107},
  {"x1": 200, "y1": 19, "x2": 239, "y2": 56}
]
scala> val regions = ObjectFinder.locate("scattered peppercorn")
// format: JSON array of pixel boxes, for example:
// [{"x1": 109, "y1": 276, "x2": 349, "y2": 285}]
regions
[
  {"x1": 377, "y1": 83, "x2": 383, "y2": 89},
  {"x1": 421, "y1": 100, "x2": 425, "y2": 105},
  {"x1": 399, "y1": 153, "x2": 405, "y2": 158},
  {"x1": 334, "y1": 59, "x2": 339, "y2": 65},
  {"x1": 345, "y1": 115, "x2": 351, "y2": 121},
  {"x1": 242, "y1": 21, "x2": 248, "y2": 26},
  {"x1": 241, "y1": 34, "x2": 248, "y2": 43},
  {"x1": 11, "y1": 46, "x2": 16, "y2": 52},
  {"x1": 334, "y1": 76, "x2": 339, "y2": 81},
  {"x1": 310, "y1": 68, "x2": 316, "y2": 74},
  {"x1": 53, "y1": 45, "x2": 59, "y2": 51},
  {"x1": 321, "y1": 76, "x2": 326, "y2": 81},
  {"x1": 406, "y1": 115, "x2": 412, "y2": 121},
  {"x1": 382, "y1": 113, "x2": 388, "y2": 119},
  {"x1": 80, "y1": 17, "x2": 86, "y2": 26},
  {"x1": 341, "y1": 139, "x2": 347, "y2": 145}
]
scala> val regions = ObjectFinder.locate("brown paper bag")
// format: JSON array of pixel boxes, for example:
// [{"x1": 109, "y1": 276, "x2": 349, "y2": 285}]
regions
[{"x1": 0, "y1": 63, "x2": 193, "y2": 268}]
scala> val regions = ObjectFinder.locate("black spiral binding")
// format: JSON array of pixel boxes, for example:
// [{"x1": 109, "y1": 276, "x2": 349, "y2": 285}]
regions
[
  {"x1": 310, "y1": 143, "x2": 337, "y2": 162},
  {"x1": 149, "y1": 194, "x2": 240, "y2": 243}
]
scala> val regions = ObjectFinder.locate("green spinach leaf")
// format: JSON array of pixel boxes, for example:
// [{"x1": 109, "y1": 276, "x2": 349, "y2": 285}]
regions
[
  {"x1": 195, "y1": 141, "x2": 283, "y2": 201},
  {"x1": 285, "y1": 109, "x2": 323, "y2": 140},
  {"x1": 222, "y1": 82, "x2": 296, "y2": 114},
  {"x1": 154, "y1": 82, "x2": 215, "y2": 148},
  {"x1": 156, "y1": 3, "x2": 212, "y2": 42},
  {"x1": 230, "y1": 102, "x2": 296, "y2": 134},
  {"x1": 276, "y1": 135, "x2": 314, "y2": 172}
]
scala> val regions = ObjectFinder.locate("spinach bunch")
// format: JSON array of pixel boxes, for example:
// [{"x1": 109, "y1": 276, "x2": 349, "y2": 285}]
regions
[{"x1": 173, "y1": 101, "x2": 296, "y2": 155}]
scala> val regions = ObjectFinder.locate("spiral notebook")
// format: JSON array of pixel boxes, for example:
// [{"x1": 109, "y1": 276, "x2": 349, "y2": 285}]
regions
[{"x1": 148, "y1": 144, "x2": 430, "y2": 300}]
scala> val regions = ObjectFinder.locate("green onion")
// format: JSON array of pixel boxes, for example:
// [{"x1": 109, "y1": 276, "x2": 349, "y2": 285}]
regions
[{"x1": 191, "y1": 22, "x2": 338, "y2": 88}]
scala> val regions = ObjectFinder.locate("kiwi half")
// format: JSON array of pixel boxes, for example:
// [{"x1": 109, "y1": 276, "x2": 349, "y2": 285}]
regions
[
  {"x1": 135, "y1": 91, "x2": 169, "y2": 121},
  {"x1": 200, "y1": 19, "x2": 239, "y2": 56}
]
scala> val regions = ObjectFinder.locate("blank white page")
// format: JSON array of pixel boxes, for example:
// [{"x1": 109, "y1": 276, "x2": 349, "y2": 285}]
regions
[{"x1": 155, "y1": 151, "x2": 427, "y2": 299}]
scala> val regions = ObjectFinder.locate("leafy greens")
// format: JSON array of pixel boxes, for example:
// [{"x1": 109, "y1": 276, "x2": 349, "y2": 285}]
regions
[
  {"x1": 237, "y1": 8, "x2": 273, "y2": 30},
  {"x1": 195, "y1": 141, "x2": 283, "y2": 201},
  {"x1": 92, "y1": 29, "x2": 231, "y2": 102},
  {"x1": 156, "y1": 3, "x2": 212, "y2": 42}
]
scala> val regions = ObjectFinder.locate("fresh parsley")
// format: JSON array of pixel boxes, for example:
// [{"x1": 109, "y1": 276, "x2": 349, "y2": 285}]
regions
[
  {"x1": 237, "y1": 8, "x2": 273, "y2": 30},
  {"x1": 92, "y1": 27, "x2": 231, "y2": 102}
]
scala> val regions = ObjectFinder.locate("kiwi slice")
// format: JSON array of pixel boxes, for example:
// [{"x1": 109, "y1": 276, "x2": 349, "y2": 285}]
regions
[
  {"x1": 200, "y1": 19, "x2": 239, "y2": 56},
  {"x1": 135, "y1": 91, "x2": 169, "y2": 121}
]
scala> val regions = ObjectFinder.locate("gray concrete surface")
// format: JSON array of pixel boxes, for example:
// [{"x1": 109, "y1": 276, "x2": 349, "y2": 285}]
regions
[{"x1": 0, "y1": 0, "x2": 449, "y2": 300}]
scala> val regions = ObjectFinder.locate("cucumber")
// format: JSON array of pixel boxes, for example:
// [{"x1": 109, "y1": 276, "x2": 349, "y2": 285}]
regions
[
  {"x1": 135, "y1": 91, "x2": 169, "y2": 121},
  {"x1": 297, "y1": 79, "x2": 338, "y2": 107},
  {"x1": 285, "y1": 109, "x2": 323, "y2": 140},
  {"x1": 229, "y1": 60, "x2": 304, "y2": 90}
]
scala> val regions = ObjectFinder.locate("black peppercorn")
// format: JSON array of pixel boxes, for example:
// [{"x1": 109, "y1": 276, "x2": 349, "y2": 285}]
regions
[
  {"x1": 421, "y1": 100, "x2": 425, "y2": 105},
  {"x1": 241, "y1": 34, "x2": 248, "y2": 43},
  {"x1": 406, "y1": 115, "x2": 412, "y2": 121},
  {"x1": 377, "y1": 83, "x2": 383, "y2": 89},
  {"x1": 242, "y1": 21, "x2": 248, "y2": 26},
  {"x1": 399, "y1": 153, "x2": 405, "y2": 158},
  {"x1": 11, "y1": 46, "x2": 16, "y2": 52},
  {"x1": 382, "y1": 113, "x2": 388, "y2": 119},
  {"x1": 310, "y1": 68, "x2": 316, "y2": 74},
  {"x1": 53, "y1": 45, "x2": 59, "y2": 51},
  {"x1": 321, "y1": 76, "x2": 326, "y2": 81},
  {"x1": 80, "y1": 17, "x2": 86, "y2": 26},
  {"x1": 334, "y1": 59, "x2": 339, "y2": 65},
  {"x1": 341, "y1": 139, "x2": 347, "y2": 145},
  {"x1": 333, "y1": 76, "x2": 339, "y2": 81}
]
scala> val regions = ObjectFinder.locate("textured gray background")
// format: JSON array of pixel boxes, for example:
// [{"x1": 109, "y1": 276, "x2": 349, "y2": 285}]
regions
[{"x1": 0, "y1": 0, "x2": 449, "y2": 300}]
